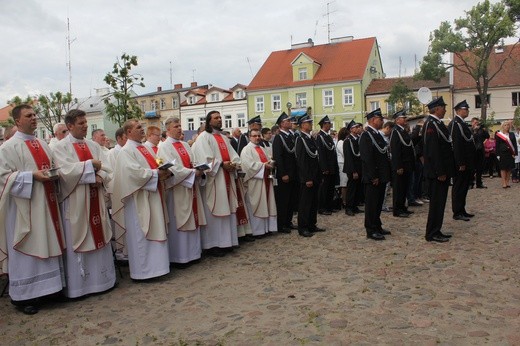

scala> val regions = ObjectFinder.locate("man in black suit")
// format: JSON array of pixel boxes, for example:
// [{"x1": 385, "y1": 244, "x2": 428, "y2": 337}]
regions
[
  {"x1": 359, "y1": 109, "x2": 391, "y2": 240},
  {"x1": 295, "y1": 114, "x2": 325, "y2": 237},
  {"x1": 343, "y1": 120, "x2": 363, "y2": 216},
  {"x1": 272, "y1": 112, "x2": 298, "y2": 233},
  {"x1": 237, "y1": 116, "x2": 262, "y2": 155},
  {"x1": 316, "y1": 115, "x2": 339, "y2": 215},
  {"x1": 390, "y1": 110, "x2": 415, "y2": 218},
  {"x1": 230, "y1": 128, "x2": 241, "y2": 152},
  {"x1": 471, "y1": 117, "x2": 489, "y2": 188},
  {"x1": 422, "y1": 96, "x2": 454, "y2": 243},
  {"x1": 448, "y1": 100, "x2": 476, "y2": 221}
]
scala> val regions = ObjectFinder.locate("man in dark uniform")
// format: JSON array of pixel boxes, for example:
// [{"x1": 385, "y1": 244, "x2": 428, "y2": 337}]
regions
[
  {"x1": 316, "y1": 115, "x2": 339, "y2": 215},
  {"x1": 471, "y1": 117, "x2": 489, "y2": 188},
  {"x1": 295, "y1": 114, "x2": 325, "y2": 237},
  {"x1": 343, "y1": 120, "x2": 363, "y2": 216},
  {"x1": 237, "y1": 116, "x2": 262, "y2": 155},
  {"x1": 359, "y1": 109, "x2": 391, "y2": 240},
  {"x1": 448, "y1": 100, "x2": 476, "y2": 221},
  {"x1": 272, "y1": 112, "x2": 298, "y2": 233},
  {"x1": 390, "y1": 110, "x2": 415, "y2": 217},
  {"x1": 422, "y1": 96, "x2": 454, "y2": 243}
]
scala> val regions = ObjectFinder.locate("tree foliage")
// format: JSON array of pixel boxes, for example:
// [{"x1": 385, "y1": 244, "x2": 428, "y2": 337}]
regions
[
  {"x1": 416, "y1": 0, "x2": 519, "y2": 121},
  {"x1": 8, "y1": 92, "x2": 76, "y2": 133},
  {"x1": 103, "y1": 53, "x2": 145, "y2": 127},
  {"x1": 385, "y1": 79, "x2": 422, "y2": 116}
]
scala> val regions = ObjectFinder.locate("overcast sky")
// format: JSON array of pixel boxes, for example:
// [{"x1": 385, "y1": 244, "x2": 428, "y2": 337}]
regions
[{"x1": 0, "y1": 0, "x2": 510, "y2": 105}]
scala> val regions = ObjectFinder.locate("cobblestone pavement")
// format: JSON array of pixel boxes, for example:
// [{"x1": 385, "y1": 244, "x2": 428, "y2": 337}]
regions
[{"x1": 1, "y1": 178, "x2": 519, "y2": 345}]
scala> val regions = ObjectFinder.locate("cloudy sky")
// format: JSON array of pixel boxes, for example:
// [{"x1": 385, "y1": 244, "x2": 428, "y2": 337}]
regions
[{"x1": 0, "y1": 0, "x2": 509, "y2": 105}]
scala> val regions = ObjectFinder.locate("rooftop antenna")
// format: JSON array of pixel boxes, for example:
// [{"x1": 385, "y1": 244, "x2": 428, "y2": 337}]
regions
[
  {"x1": 246, "y1": 57, "x2": 253, "y2": 77},
  {"x1": 324, "y1": 1, "x2": 336, "y2": 43},
  {"x1": 66, "y1": 17, "x2": 76, "y2": 95},
  {"x1": 191, "y1": 69, "x2": 196, "y2": 82},
  {"x1": 169, "y1": 61, "x2": 173, "y2": 89},
  {"x1": 399, "y1": 56, "x2": 402, "y2": 77}
]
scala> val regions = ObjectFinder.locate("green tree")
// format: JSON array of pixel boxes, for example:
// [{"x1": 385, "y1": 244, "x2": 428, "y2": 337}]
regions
[
  {"x1": 385, "y1": 79, "x2": 422, "y2": 116},
  {"x1": 103, "y1": 53, "x2": 145, "y2": 126},
  {"x1": 513, "y1": 106, "x2": 520, "y2": 129},
  {"x1": 415, "y1": 0, "x2": 519, "y2": 121}
]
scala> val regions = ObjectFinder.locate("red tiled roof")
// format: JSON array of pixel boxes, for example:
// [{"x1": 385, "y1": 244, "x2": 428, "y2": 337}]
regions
[
  {"x1": 0, "y1": 105, "x2": 13, "y2": 122},
  {"x1": 230, "y1": 83, "x2": 247, "y2": 91},
  {"x1": 366, "y1": 74, "x2": 451, "y2": 95},
  {"x1": 248, "y1": 37, "x2": 378, "y2": 91},
  {"x1": 453, "y1": 44, "x2": 520, "y2": 90}
]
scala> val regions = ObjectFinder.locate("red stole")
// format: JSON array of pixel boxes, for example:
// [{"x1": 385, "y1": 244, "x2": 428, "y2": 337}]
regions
[
  {"x1": 152, "y1": 146, "x2": 158, "y2": 154},
  {"x1": 24, "y1": 140, "x2": 65, "y2": 250},
  {"x1": 213, "y1": 134, "x2": 248, "y2": 225},
  {"x1": 172, "y1": 141, "x2": 199, "y2": 229},
  {"x1": 254, "y1": 145, "x2": 271, "y2": 202},
  {"x1": 496, "y1": 131, "x2": 516, "y2": 156},
  {"x1": 136, "y1": 145, "x2": 165, "y2": 212},
  {"x1": 72, "y1": 142, "x2": 106, "y2": 250}
]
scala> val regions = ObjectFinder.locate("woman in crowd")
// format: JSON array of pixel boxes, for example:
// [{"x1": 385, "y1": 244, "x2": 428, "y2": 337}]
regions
[
  {"x1": 483, "y1": 132, "x2": 499, "y2": 178},
  {"x1": 495, "y1": 121, "x2": 518, "y2": 188},
  {"x1": 336, "y1": 127, "x2": 349, "y2": 208}
]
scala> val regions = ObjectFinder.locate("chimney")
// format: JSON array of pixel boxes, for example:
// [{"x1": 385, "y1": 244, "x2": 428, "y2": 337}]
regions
[
  {"x1": 174, "y1": 83, "x2": 182, "y2": 89},
  {"x1": 191, "y1": 82, "x2": 198, "y2": 87},
  {"x1": 157, "y1": 86, "x2": 162, "y2": 92}
]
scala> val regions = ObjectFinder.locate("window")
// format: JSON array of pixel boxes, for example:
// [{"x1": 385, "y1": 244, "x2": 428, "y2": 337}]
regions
[
  {"x1": 299, "y1": 67, "x2": 308, "y2": 80},
  {"x1": 172, "y1": 97, "x2": 179, "y2": 109},
  {"x1": 188, "y1": 96, "x2": 196, "y2": 105},
  {"x1": 198, "y1": 117, "x2": 205, "y2": 129},
  {"x1": 140, "y1": 101, "x2": 146, "y2": 111},
  {"x1": 160, "y1": 99, "x2": 166, "y2": 110},
  {"x1": 255, "y1": 96, "x2": 264, "y2": 112},
  {"x1": 295, "y1": 92, "x2": 307, "y2": 107},
  {"x1": 475, "y1": 94, "x2": 491, "y2": 108},
  {"x1": 271, "y1": 94, "x2": 281, "y2": 111},
  {"x1": 343, "y1": 88, "x2": 354, "y2": 105},
  {"x1": 370, "y1": 101, "x2": 380, "y2": 111},
  {"x1": 39, "y1": 127, "x2": 45, "y2": 139},
  {"x1": 235, "y1": 90, "x2": 245, "y2": 99},
  {"x1": 224, "y1": 114, "x2": 232, "y2": 128},
  {"x1": 187, "y1": 118, "x2": 194, "y2": 131},
  {"x1": 237, "y1": 113, "x2": 246, "y2": 127},
  {"x1": 513, "y1": 92, "x2": 520, "y2": 106},
  {"x1": 151, "y1": 100, "x2": 158, "y2": 111},
  {"x1": 211, "y1": 93, "x2": 220, "y2": 102},
  {"x1": 323, "y1": 89, "x2": 334, "y2": 107},
  {"x1": 387, "y1": 102, "x2": 396, "y2": 115}
]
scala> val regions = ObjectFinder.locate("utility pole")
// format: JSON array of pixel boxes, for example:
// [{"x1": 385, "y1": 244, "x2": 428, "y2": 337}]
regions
[
  {"x1": 169, "y1": 61, "x2": 173, "y2": 89},
  {"x1": 66, "y1": 17, "x2": 76, "y2": 95}
]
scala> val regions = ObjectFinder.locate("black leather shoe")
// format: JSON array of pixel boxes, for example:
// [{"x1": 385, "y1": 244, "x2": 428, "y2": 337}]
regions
[
  {"x1": 298, "y1": 230, "x2": 314, "y2": 237},
  {"x1": 318, "y1": 210, "x2": 332, "y2": 215},
  {"x1": 311, "y1": 227, "x2": 326, "y2": 233},
  {"x1": 402, "y1": 209, "x2": 414, "y2": 214},
  {"x1": 438, "y1": 232, "x2": 452, "y2": 238},
  {"x1": 367, "y1": 233, "x2": 385, "y2": 240},
  {"x1": 353, "y1": 208, "x2": 364, "y2": 213},
  {"x1": 476, "y1": 185, "x2": 487, "y2": 189},
  {"x1": 463, "y1": 212, "x2": 475, "y2": 218},
  {"x1": 345, "y1": 209, "x2": 355, "y2": 216},
  {"x1": 426, "y1": 235, "x2": 449, "y2": 243},
  {"x1": 393, "y1": 213, "x2": 409, "y2": 218},
  {"x1": 279, "y1": 227, "x2": 292, "y2": 234},
  {"x1": 288, "y1": 223, "x2": 298, "y2": 230},
  {"x1": 408, "y1": 201, "x2": 422, "y2": 207},
  {"x1": 379, "y1": 229, "x2": 391, "y2": 235},
  {"x1": 453, "y1": 214, "x2": 470, "y2": 221}
]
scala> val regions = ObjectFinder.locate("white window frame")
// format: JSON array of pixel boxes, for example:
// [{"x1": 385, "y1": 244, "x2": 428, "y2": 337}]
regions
[
  {"x1": 187, "y1": 118, "x2": 194, "y2": 131},
  {"x1": 343, "y1": 88, "x2": 354, "y2": 106},
  {"x1": 140, "y1": 101, "x2": 146, "y2": 111},
  {"x1": 370, "y1": 101, "x2": 380, "y2": 111},
  {"x1": 255, "y1": 96, "x2": 264, "y2": 112},
  {"x1": 160, "y1": 98, "x2": 166, "y2": 110},
  {"x1": 299, "y1": 67, "x2": 308, "y2": 81},
  {"x1": 323, "y1": 89, "x2": 334, "y2": 107},
  {"x1": 271, "y1": 94, "x2": 281, "y2": 111},
  {"x1": 211, "y1": 93, "x2": 220, "y2": 102},
  {"x1": 387, "y1": 102, "x2": 396, "y2": 115},
  {"x1": 224, "y1": 114, "x2": 232, "y2": 128},
  {"x1": 235, "y1": 90, "x2": 244, "y2": 99},
  {"x1": 198, "y1": 117, "x2": 205, "y2": 129},
  {"x1": 188, "y1": 96, "x2": 196, "y2": 105},
  {"x1": 151, "y1": 100, "x2": 157, "y2": 110},
  {"x1": 513, "y1": 92, "x2": 520, "y2": 107},
  {"x1": 237, "y1": 113, "x2": 246, "y2": 127},
  {"x1": 172, "y1": 97, "x2": 179, "y2": 109},
  {"x1": 295, "y1": 92, "x2": 307, "y2": 108}
]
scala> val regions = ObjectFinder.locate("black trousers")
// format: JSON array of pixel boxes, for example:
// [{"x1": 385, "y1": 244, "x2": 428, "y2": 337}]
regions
[
  {"x1": 392, "y1": 170, "x2": 410, "y2": 214},
  {"x1": 452, "y1": 168, "x2": 472, "y2": 216},
  {"x1": 473, "y1": 150, "x2": 485, "y2": 186},
  {"x1": 364, "y1": 182, "x2": 386, "y2": 235},
  {"x1": 318, "y1": 173, "x2": 335, "y2": 211},
  {"x1": 346, "y1": 174, "x2": 362, "y2": 210},
  {"x1": 298, "y1": 181, "x2": 319, "y2": 231},
  {"x1": 425, "y1": 178, "x2": 450, "y2": 239},
  {"x1": 274, "y1": 179, "x2": 298, "y2": 228}
]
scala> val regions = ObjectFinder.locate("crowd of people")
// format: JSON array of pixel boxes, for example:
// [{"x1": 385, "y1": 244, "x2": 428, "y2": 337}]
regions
[{"x1": 1, "y1": 99, "x2": 519, "y2": 315}]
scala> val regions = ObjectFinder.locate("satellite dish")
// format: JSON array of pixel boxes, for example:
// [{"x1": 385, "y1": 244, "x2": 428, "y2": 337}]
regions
[{"x1": 417, "y1": 87, "x2": 432, "y2": 105}]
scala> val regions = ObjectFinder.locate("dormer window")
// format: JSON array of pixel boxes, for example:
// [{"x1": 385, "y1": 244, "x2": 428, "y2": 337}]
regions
[
  {"x1": 235, "y1": 90, "x2": 245, "y2": 99},
  {"x1": 211, "y1": 93, "x2": 220, "y2": 102},
  {"x1": 299, "y1": 67, "x2": 308, "y2": 81},
  {"x1": 188, "y1": 96, "x2": 196, "y2": 105}
]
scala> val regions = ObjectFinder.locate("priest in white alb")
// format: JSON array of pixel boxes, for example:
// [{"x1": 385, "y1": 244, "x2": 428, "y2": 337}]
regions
[
  {"x1": 0, "y1": 105, "x2": 65, "y2": 314},
  {"x1": 158, "y1": 117, "x2": 206, "y2": 265},
  {"x1": 111, "y1": 119, "x2": 172, "y2": 280},
  {"x1": 191, "y1": 111, "x2": 241, "y2": 257},
  {"x1": 52, "y1": 109, "x2": 115, "y2": 298},
  {"x1": 240, "y1": 128, "x2": 278, "y2": 236}
]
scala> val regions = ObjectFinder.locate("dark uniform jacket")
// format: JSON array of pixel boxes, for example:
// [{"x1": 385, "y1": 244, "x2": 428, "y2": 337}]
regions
[
  {"x1": 295, "y1": 132, "x2": 320, "y2": 183},
  {"x1": 390, "y1": 125, "x2": 415, "y2": 172},
  {"x1": 343, "y1": 134, "x2": 362, "y2": 175},
  {"x1": 422, "y1": 115, "x2": 455, "y2": 179},
  {"x1": 448, "y1": 116, "x2": 476, "y2": 170},
  {"x1": 316, "y1": 130, "x2": 339, "y2": 174},
  {"x1": 359, "y1": 126, "x2": 391, "y2": 184},
  {"x1": 272, "y1": 130, "x2": 297, "y2": 180},
  {"x1": 237, "y1": 133, "x2": 249, "y2": 155}
]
